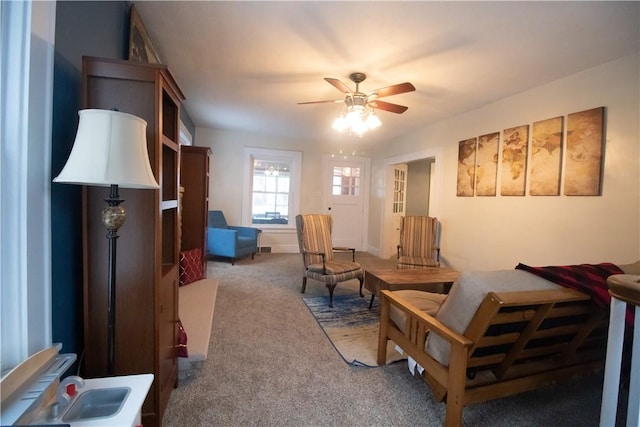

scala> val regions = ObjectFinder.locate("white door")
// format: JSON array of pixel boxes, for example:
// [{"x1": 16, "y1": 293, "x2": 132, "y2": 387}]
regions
[
  {"x1": 322, "y1": 155, "x2": 369, "y2": 250},
  {"x1": 381, "y1": 163, "x2": 407, "y2": 258}
]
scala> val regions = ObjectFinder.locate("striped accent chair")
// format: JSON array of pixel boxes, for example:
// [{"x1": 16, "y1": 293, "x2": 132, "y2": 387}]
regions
[
  {"x1": 397, "y1": 216, "x2": 440, "y2": 269},
  {"x1": 295, "y1": 214, "x2": 364, "y2": 307}
]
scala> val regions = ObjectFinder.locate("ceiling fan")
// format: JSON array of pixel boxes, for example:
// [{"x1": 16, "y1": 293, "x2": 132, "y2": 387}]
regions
[{"x1": 298, "y1": 72, "x2": 416, "y2": 114}]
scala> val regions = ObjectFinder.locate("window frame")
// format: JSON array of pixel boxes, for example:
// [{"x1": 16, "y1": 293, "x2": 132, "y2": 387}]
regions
[
  {"x1": 331, "y1": 165, "x2": 361, "y2": 196},
  {"x1": 242, "y1": 147, "x2": 301, "y2": 229},
  {"x1": 1, "y1": 0, "x2": 56, "y2": 373}
]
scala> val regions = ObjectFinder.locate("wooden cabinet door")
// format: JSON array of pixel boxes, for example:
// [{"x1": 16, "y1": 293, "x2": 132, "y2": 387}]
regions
[{"x1": 180, "y1": 146, "x2": 211, "y2": 270}]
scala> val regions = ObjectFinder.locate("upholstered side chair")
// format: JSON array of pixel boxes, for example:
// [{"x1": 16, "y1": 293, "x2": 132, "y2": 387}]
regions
[
  {"x1": 207, "y1": 210, "x2": 260, "y2": 265},
  {"x1": 295, "y1": 214, "x2": 364, "y2": 307},
  {"x1": 397, "y1": 216, "x2": 440, "y2": 269}
]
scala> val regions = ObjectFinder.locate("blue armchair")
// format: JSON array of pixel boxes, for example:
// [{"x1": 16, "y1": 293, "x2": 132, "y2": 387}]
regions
[{"x1": 207, "y1": 211, "x2": 260, "y2": 265}]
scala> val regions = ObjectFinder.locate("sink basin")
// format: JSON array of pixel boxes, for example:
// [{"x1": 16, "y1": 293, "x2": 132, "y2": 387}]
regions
[{"x1": 62, "y1": 387, "x2": 130, "y2": 422}]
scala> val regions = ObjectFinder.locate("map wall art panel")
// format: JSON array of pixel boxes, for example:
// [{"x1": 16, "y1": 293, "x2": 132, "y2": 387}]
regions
[
  {"x1": 475, "y1": 132, "x2": 499, "y2": 196},
  {"x1": 456, "y1": 138, "x2": 477, "y2": 197},
  {"x1": 530, "y1": 116, "x2": 563, "y2": 196},
  {"x1": 564, "y1": 107, "x2": 605, "y2": 196},
  {"x1": 500, "y1": 125, "x2": 529, "y2": 196}
]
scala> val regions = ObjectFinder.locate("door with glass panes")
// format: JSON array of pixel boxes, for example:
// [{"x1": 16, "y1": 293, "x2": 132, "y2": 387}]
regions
[{"x1": 322, "y1": 155, "x2": 369, "y2": 250}]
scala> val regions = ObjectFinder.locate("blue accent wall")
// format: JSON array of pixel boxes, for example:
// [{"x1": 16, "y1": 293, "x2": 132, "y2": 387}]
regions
[
  {"x1": 51, "y1": 0, "x2": 130, "y2": 358},
  {"x1": 51, "y1": 1, "x2": 195, "y2": 360}
]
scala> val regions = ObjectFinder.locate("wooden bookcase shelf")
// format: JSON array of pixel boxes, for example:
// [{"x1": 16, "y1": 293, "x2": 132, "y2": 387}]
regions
[{"x1": 81, "y1": 56, "x2": 185, "y2": 427}]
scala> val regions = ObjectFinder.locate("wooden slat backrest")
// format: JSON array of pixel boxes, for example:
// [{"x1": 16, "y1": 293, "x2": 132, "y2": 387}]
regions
[
  {"x1": 493, "y1": 301, "x2": 553, "y2": 378},
  {"x1": 462, "y1": 288, "x2": 605, "y2": 380}
]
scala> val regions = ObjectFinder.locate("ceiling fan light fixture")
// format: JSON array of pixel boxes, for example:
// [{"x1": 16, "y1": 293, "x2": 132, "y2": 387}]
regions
[
  {"x1": 366, "y1": 111, "x2": 381, "y2": 129},
  {"x1": 352, "y1": 95, "x2": 367, "y2": 108},
  {"x1": 332, "y1": 114, "x2": 348, "y2": 132},
  {"x1": 301, "y1": 72, "x2": 413, "y2": 136},
  {"x1": 352, "y1": 119, "x2": 369, "y2": 136},
  {"x1": 346, "y1": 108, "x2": 361, "y2": 125},
  {"x1": 334, "y1": 104, "x2": 381, "y2": 136}
]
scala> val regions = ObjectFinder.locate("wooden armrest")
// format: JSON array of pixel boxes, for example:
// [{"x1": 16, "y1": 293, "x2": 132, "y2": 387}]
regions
[
  {"x1": 380, "y1": 290, "x2": 471, "y2": 348},
  {"x1": 303, "y1": 249, "x2": 327, "y2": 273},
  {"x1": 492, "y1": 288, "x2": 590, "y2": 305},
  {"x1": 303, "y1": 249, "x2": 325, "y2": 257},
  {"x1": 333, "y1": 246, "x2": 356, "y2": 261}
]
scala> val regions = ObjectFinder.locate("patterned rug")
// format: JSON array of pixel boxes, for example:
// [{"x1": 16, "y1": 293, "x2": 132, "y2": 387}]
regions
[{"x1": 302, "y1": 294, "x2": 406, "y2": 367}]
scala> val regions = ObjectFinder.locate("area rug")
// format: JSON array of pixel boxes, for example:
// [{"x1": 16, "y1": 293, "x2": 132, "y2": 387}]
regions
[{"x1": 302, "y1": 294, "x2": 406, "y2": 367}]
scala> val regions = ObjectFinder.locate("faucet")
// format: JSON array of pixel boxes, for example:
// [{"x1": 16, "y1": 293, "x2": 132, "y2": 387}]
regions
[{"x1": 49, "y1": 375, "x2": 85, "y2": 419}]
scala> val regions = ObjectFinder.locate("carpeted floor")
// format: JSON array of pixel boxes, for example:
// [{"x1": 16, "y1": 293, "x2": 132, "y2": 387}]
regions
[{"x1": 162, "y1": 252, "x2": 608, "y2": 426}]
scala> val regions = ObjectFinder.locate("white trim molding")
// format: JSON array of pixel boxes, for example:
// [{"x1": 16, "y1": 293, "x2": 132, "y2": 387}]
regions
[{"x1": 0, "y1": 0, "x2": 56, "y2": 372}]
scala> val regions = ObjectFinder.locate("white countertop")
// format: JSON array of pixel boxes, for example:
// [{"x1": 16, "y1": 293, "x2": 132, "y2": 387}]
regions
[{"x1": 30, "y1": 374, "x2": 153, "y2": 427}]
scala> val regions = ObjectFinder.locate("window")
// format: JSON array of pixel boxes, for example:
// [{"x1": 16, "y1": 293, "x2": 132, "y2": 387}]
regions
[
  {"x1": 252, "y1": 161, "x2": 290, "y2": 222},
  {"x1": 393, "y1": 168, "x2": 405, "y2": 213},
  {"x1": 243, "y1": 148, "x2": 301, "y2": 228},
  {"x1": 1, "y1": 0, "x2": 55, "y2": 372},
  {"x1": 332, "y1": 166, "x2": 360, "y2": 196}
]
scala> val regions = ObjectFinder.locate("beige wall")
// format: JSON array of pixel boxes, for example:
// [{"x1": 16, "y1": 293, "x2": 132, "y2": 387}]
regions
[
  {"x1": 196, "y1": 53, "x2": 639, "y2": 270},
  {"x1": 406, "y1": 159, "x2": 433, "y2": 216},
  {"x1": 194, "y1": 128, "x2": 329, "y2": 252},
  {"x1": 370, "y1": 53, "x2": 640, "y2": 271}
]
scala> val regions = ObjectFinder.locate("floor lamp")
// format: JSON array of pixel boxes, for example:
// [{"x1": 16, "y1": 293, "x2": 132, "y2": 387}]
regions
[{"x1": 54, "y1": 109, "x2": 159, "y2": 375}]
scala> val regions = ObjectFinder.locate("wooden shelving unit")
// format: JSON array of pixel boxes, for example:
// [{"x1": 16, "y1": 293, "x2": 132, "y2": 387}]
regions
[{"x1": 81, "y1": 56, "x2": 184, "y2": 427}]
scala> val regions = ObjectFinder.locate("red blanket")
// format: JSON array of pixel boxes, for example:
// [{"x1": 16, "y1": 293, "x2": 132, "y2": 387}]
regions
[{"x1": 516, "y1": 262, "x2": 633, "y2": 325}]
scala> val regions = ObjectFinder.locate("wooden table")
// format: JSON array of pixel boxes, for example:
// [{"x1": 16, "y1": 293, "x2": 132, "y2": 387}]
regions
[{"x1": 364, "y1": 268, "x2": 460, "y2": 308}]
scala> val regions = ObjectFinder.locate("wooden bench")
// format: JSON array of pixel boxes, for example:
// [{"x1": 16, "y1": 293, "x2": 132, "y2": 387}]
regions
[
  {"x1": 178, "y1": 278, "x2": 219, "y2": 383},
  {"x1": 378, "y1": 287, "x2": 607, "y2": 426}
]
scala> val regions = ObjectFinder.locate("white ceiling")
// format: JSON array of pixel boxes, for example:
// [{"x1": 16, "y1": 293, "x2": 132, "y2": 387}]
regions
[{"x1": 133, "y1": 1, "x2": 639, "y2": 150}]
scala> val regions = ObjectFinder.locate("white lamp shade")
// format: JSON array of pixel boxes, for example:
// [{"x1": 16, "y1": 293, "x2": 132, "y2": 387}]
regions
[{"x1": 54, "y1": 109, "x2": 159, "y2": 189}]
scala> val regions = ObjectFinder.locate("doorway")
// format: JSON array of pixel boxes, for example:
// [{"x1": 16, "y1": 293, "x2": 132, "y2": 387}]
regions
[
  {"x1": 322, "y1": 154, "x2": 370, "y2": 250},
  {"x1": 380, "y1": 148, "x2": 442, "y2": 259}
]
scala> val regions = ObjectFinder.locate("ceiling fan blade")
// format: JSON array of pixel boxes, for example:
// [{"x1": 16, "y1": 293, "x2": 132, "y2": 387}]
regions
[
  {"x1": 325, "y1": 78, "x2": 352, "y2": 93},
  {"x1": 369, "y1": 82, "x2": 416, "y2": 98},
  {"x1": 297, "y1": 99, "x2": 344, "y2": 105},
  {"x1": 369, "y1": 100, "x2": 409, "y2": 114}
]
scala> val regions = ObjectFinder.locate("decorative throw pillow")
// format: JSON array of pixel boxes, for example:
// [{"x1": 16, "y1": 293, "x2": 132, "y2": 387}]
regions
[
  {"x1": 177, "y1": 318, "x2": 188, "y2": 358},
  {"x1": 179, "y1": 248, "x2": 204, "y2": 286}
]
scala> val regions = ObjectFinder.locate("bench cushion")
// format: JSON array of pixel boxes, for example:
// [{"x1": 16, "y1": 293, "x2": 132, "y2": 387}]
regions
[
  {"x1": 426, "y1": 270, "x2": 560, "y2": 366},
  {"x1": 179, "y1": 278, "x2": 218, "y2": 363},
  {"x1": 389, "y1": 290, "x2": 446, "y2": 328}
]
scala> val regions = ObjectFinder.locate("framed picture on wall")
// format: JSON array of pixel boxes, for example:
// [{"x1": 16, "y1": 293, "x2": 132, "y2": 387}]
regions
[
  {"x1": 530, "y1": 116, "x2": 563, "y2": 196},
  {"x1": 500, "y1": 124, "x2": 529, "y2": 196},
  {"x1": 564, "y1": 107, "x2": 605, "y2": 196},
  {"x1": 129, "y1": 5, "x2": 162, "y2": 64},
  {"x1": 475, "y1": 132, "x2": 499, "y2": 196},
  {"x1": 456, "y1": 137, "x2": 477, "y2": 197}
]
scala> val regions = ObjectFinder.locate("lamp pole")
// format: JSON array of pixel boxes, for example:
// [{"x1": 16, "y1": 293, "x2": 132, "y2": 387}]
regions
[{"x1": 102, "y1": 184, "x2": 126, "y2": 376}]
